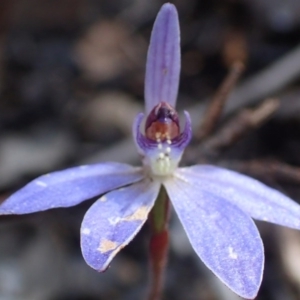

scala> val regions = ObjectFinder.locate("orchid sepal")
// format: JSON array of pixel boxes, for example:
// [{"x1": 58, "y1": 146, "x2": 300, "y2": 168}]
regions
[
  {"x1": 0, "y1": 162, "x2": 143, "y2": 214},
  {"x1": 81, "y1": 179, "x2": 160, "y2": 271},
  {"x1": 177, "y1": 165, "x2": 300, "y2": 230},
  {"x1": 145, "y1": 3, "x2": 180, "y2": 114},
  {"x1": 164, "y1": 176, "x2": 264, "y2": 299}
]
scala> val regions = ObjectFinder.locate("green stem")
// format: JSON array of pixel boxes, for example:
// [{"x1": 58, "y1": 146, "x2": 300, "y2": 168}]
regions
[{"x1": 147, "y1": 187, "x2": 170, "y2": 300}]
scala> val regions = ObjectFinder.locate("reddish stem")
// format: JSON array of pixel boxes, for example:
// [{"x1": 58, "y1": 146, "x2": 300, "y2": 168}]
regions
[
  {"x1": 147, "y1": 188, "x2": 170, "y2": 300},
  {"x1": 148, "y1": 229, "x2": 169, "y2": 300}
]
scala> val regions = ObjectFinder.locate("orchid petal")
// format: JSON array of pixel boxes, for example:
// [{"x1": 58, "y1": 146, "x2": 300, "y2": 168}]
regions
[
  {"x1": 145, "y1": 3, "x2": 180, "y2": 114},
  {"x1": 164, "y1": 177, "x2": 264, "y2": 299},
  {"x1": 174, "y1": 111, "x2": 192, "y2": 151},
  {"x1": 0, "y1": 162, "x2": 144, "y2": 214},
  {"x1": 132, "y1": 112, "x2": 146, "y2": 156},
  {"x1": 80, "y1": 179, "x2": 160, "y2": 271},
  {"x1": 177, "y1": 165, "x2": 300, "y2": 230}
]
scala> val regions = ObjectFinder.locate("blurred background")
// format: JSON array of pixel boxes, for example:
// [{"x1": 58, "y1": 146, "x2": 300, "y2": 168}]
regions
[{"x1": 1, "y1": 0, "x2": 300, "y2": 299}]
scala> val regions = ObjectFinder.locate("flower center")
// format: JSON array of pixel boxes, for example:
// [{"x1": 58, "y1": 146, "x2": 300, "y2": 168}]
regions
[
  {"x1": 145, "y1": 102, "x2": 180, "y2": 142},
  {"x1": 144, "y1": 102, "x2": 181, "y2": 177}
]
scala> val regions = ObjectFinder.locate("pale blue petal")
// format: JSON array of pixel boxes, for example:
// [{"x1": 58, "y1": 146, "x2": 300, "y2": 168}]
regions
[
  {"x1": 145, "y1": 3, "x2": 180, "y2": 114},
  {"x1": 177, "y1": 165, "x2": 300, "y2": 230},
  {"x1": 81, "y1": 179, "x2": 160, "y2": 271},
  {"x1": 164, "y1": 177, "x2": 264, "y2": 299},
  {"x1": 0, "y1": 162, "x2": 144, "y2": 214},
  {"x1": 132, "y1": 112, "x2": 146, "y2": 156}
]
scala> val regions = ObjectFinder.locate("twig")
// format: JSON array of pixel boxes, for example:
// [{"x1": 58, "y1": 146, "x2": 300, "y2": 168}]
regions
[
  {"x1": 203, "y1": 98, "x2": 280, "y2": 151},
  {"x1": 190, "y1": 42, "x2": 300, "y2": 123},
  {"x1": 223, "y1": 159, "x2": 300, "y2": 185},
  {"x1": 197, "y1": 61, "x2": 244, "y2": 140}
]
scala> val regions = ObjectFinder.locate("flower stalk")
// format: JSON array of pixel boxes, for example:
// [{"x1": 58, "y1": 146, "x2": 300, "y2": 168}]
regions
[{"x1": 147, "y1": 187, "x2": 170, "y2": 300}]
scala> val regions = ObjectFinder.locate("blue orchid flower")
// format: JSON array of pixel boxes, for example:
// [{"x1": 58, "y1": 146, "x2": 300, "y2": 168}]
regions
[{"x1": 1, "y1": 3, "x2": 300, "y2": 299}]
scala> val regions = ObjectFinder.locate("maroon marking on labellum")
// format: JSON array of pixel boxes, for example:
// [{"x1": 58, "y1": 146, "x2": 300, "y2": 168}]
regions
[{"x1": 145, "y1": 102, "x2": 180, "y2": 141}]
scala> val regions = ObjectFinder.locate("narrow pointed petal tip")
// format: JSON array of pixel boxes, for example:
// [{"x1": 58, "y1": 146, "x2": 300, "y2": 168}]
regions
[
  {"x1": 145, "y1": 3, "x2": 180, "y2": 114},
  {"x1": 164, "y1": 177, "x2": 264, "y2": 299},
  {"x1": 0, "y1": 162, "x2": 144, "y2": 215},
  {"x1": 80, "y1": 180, "x2": 160, "y2": 271}
]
